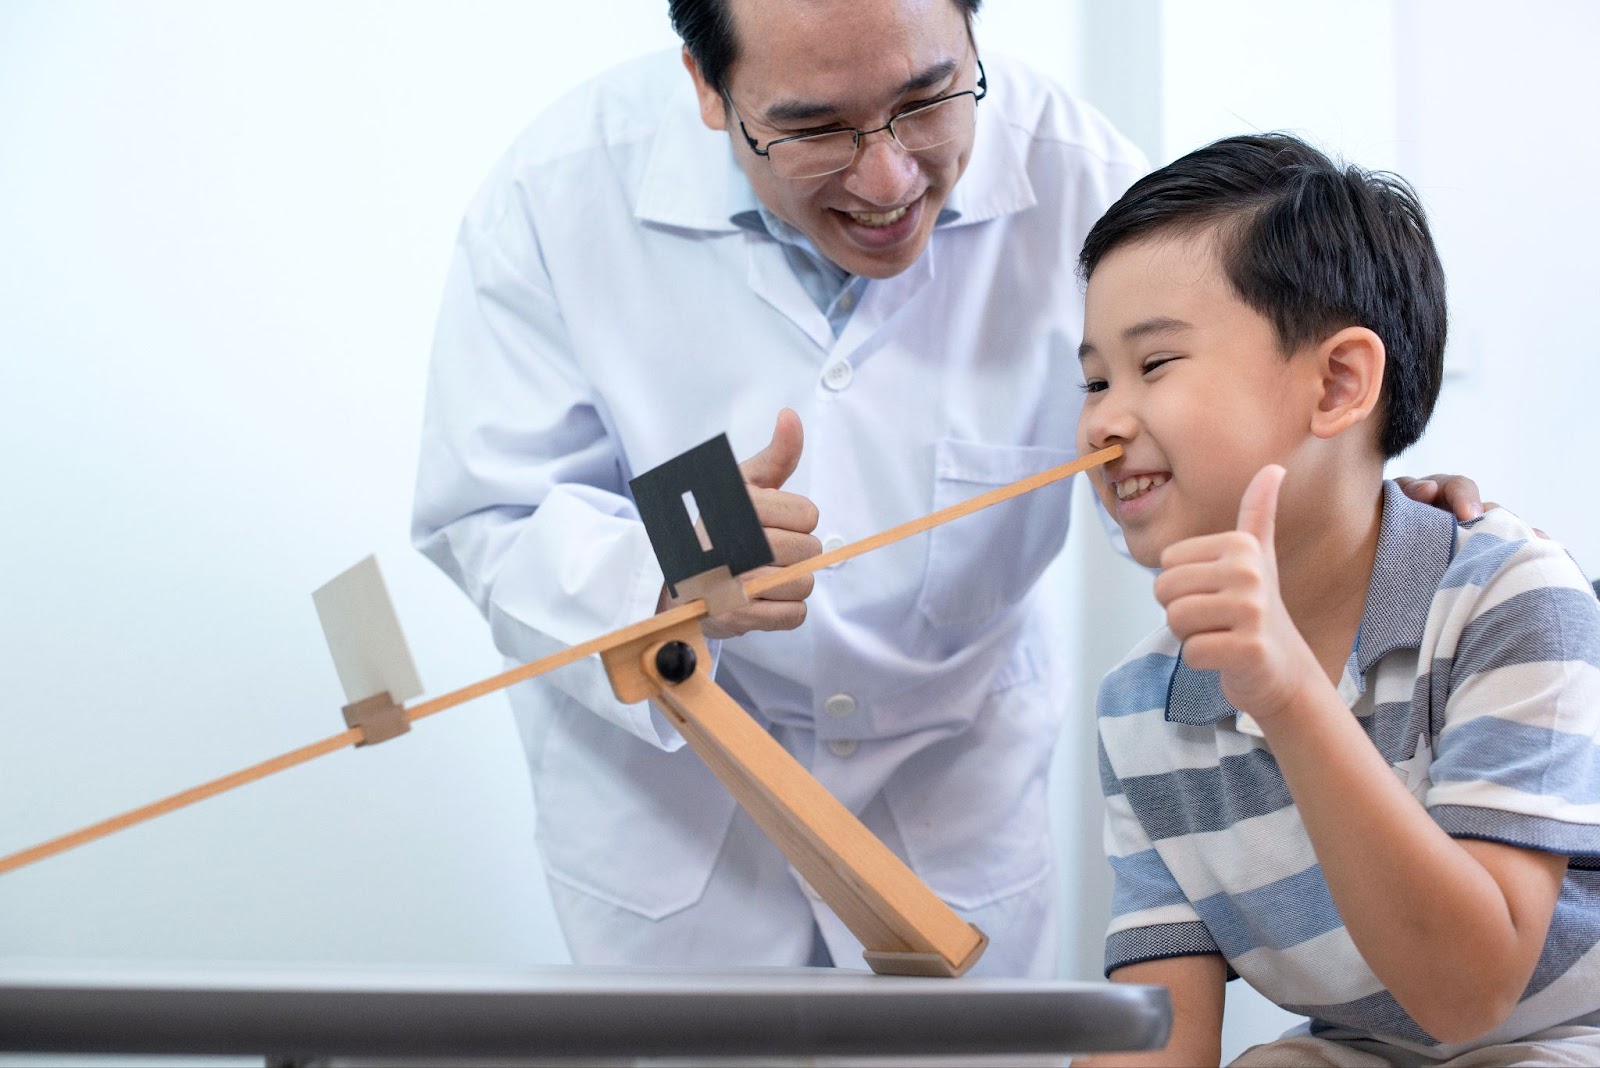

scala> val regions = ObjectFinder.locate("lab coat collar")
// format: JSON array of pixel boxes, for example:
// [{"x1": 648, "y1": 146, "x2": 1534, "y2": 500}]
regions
[
  {"x1": 634, "y1": 74, "x2": 1036, "y2": 234},
  {"x1": 635, "y1": 87, "x2": 758, "y2": 232}
]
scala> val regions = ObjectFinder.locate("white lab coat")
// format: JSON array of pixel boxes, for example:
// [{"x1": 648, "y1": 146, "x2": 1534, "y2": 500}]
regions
[{"x1": 413, "y1": 50, "x2": 1145, "y2": 976}]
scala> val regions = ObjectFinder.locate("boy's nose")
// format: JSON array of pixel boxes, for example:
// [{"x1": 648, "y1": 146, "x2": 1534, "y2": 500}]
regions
[
  {"x1": 841, "y1": 132, "x2": 919, "y2": 207},
  {"x1": 1079, "y1": 397, "x2": 1137, "y2": 453}
]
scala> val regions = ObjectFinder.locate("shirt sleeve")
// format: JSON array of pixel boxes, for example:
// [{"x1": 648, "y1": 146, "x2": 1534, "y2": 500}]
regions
[
  {"x1": 1425, "y1": 519, "x2": 1600, "y2": 858},
  {"x1": 1099, "y1": 732, "x2": 1222, "y2": 976},
  {"x1": 411, "y1": 180, "x2": 689, "y2": 749}
]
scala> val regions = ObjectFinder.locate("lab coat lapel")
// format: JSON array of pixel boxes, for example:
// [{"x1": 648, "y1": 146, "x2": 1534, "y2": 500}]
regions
[
  {"x1": 832, "y1": 249, "x2": 933, "y2": 363},
  {"x1": 746, "y1": 238, "x2": 835, "y2": 350}
]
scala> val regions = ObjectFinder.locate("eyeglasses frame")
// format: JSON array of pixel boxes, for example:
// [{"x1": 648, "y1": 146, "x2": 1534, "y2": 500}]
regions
[{"x1": 729, "y1": 57, "x2": 988, "y2": 180}]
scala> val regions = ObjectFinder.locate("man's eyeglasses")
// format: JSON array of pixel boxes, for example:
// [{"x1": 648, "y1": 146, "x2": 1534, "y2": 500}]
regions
[{"x1": 731, "y1": 59, "x2": 987, "y2": 181}]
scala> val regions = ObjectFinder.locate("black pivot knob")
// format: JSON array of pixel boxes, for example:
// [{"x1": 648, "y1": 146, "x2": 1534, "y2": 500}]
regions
[{"x1": 654, "y1": 640, "x2": 697, "y2": 684}]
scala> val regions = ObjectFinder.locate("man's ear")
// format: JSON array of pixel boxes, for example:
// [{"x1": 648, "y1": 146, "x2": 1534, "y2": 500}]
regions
[
  {"x1": 1310, "y1": 326, "x2": 1385, "y2": 440},
  {"x1": 681, "y1": 46, "x2": 730, "y2": 132}
]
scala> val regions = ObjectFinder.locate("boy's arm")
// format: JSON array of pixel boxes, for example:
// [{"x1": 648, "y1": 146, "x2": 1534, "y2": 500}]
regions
[
  {"x1": 1260, "y1": 705, "x2": 1566, "y2": 1040},
  {"x1": 1157, "y1": 466, "x2": 1569, "y2": 1043},
  {"x1": 1074, "y1": 955, "x2": 1226, "y2": 1068}
]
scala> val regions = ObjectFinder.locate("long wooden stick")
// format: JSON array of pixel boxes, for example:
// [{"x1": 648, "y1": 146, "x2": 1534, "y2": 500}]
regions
[{"x1": 0, "y1": 445, "x2": 1119, "y2": 877}]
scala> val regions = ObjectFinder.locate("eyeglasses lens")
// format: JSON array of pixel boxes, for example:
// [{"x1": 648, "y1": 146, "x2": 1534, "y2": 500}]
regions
[{"x1": 768, "y1": 95, "x2": 976, "y2": 180}]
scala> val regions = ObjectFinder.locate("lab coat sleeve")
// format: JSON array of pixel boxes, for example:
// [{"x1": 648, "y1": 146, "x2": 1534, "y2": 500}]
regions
[{"x1": 411, "y1": 197, "x2": 688, "y2": 750}]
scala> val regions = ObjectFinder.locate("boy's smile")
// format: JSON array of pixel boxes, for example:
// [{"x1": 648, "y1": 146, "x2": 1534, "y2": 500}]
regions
[{"x1": 1075, "y1": 228, "x2": 1315, "y2": 567}]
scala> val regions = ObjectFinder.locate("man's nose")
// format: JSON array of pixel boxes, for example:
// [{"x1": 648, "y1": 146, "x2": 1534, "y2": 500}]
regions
[{"x1": 841, "y1": 130, "x2": 919, "y2": 206}]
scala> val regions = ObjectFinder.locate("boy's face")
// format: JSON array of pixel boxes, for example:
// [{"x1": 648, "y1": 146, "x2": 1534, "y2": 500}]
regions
[{"x1": 1075, "y1": 229, "x2": 1316, "y2": 568}]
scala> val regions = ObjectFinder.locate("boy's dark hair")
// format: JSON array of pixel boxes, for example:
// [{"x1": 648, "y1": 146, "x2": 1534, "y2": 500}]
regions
[
  {"x1": 1079, "y1": 133, "x2": 1446, "y2": 458},
  {"x1": 669, "y1": 0, "x2": 983, "y2": 99}
]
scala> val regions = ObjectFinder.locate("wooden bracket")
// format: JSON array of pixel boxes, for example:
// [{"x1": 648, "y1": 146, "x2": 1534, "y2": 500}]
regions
[
  {"x1": 342, "y1": 692, "x2": 410, "y2": 747},
  {"x1": 673, "y1": 564, "x2": 749, "y2": 616},
  {"x1": 601, "y1": 619, "x2": 987, "y2": 977}
]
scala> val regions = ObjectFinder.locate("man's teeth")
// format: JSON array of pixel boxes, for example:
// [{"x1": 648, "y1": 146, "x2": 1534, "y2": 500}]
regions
[
  {"x1": 1115, "y1": 473, "x2": 1169, "y2": 501},
  {"x1": 849, "y1": 205, "x2": 909, "y2": 227}
]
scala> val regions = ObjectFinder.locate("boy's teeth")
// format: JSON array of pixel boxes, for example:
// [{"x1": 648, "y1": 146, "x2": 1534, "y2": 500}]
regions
[
  {"x1": 1115, "y1": 473, "x2": 1170, "y2": 501},
  {"x1": 849, "y1": 205, "x2": 909, "y2": 227}
]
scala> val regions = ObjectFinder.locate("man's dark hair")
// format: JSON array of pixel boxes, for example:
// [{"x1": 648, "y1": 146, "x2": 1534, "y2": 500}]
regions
[
  {"x1": 669, "y1": 0, "x2": 983, "y2": 99},
  {"x1": 1079, "y1": 133, "x2": 1446, "y2": 458}
]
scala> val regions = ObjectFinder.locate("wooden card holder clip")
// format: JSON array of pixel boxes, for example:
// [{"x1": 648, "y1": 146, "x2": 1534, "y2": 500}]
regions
[{"x1": 341, "y1": 691, "x2": 410, "y2": 747}]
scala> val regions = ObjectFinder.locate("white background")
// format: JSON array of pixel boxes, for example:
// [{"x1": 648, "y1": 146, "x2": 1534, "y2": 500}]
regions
[{"x1": 1, "y1": 1, "x2": 1596, "y2": 1063}]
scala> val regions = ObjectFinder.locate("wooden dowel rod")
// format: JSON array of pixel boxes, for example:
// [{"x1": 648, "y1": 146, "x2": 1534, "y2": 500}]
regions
[
  {"x1": 746, "y1": 444, "x2": 1120, "y2": 596},
  {"x1": 0, "y1": 446, "x2": 1119, "y2": 877},
  {"x1": 0, "y1": 729, "x2": 361, "y2": 876}
]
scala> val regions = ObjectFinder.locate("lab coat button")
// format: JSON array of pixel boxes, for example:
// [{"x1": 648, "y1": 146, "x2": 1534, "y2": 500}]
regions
[
  {"x1": 827, "y1": 738, "x2": 859, "y2": 758},
  {"x1": 821, "y1": 534, "x2": 845, "y2": 554},
  {"x1": 823, "y1": 693, "x2": 857, "y2": 719},
  {"x1": 822, "y1": 361, "x2": 853, "y2": 391}
]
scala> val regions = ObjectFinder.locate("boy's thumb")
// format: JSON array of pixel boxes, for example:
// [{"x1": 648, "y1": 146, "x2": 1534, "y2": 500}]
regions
[
  {"x1": 739, "y1": 409, "x2": 804, "y2": 490},
  {"x1": 1236, "y1": 464, "x2": 1286, "y2": 553}
]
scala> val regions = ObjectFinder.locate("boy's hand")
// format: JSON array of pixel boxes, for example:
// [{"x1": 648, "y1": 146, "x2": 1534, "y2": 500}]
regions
[{"x1": 1154, "y1": 465, "x2": 1320, "y2": 721}]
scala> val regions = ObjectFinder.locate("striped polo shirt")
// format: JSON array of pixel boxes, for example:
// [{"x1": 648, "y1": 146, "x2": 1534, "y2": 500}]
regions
[{"x1": 1098, "y1": 480, "x2": 1600, "y2": 1057}]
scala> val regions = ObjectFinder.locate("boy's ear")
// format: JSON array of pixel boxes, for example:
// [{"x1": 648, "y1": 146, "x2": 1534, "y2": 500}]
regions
[
  {"x1": 682, "y1": 47, "x2": 730, "y2": 132},
  {"x1": 1310, "y1": 326, "x2": 1385, "y2": 441}
]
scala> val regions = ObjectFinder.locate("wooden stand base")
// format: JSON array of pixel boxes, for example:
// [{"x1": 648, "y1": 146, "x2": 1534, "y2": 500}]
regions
[{"x1": 601, "y1": 620, "x2": 987, "y2": 977}]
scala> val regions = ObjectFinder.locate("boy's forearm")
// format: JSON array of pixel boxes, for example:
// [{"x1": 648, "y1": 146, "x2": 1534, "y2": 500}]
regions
[
  {"x1": 1073, "y1": 955, "x2": 1226, "y2": 1068},
  {"x1": 1259, "y1": 686, "x2": 1560, "y2": 1039}
]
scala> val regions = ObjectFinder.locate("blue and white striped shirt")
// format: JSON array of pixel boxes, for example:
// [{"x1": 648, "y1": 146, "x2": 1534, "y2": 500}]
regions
[{"x1": 1098, "y1": 481, "x2": 1600, "y2": 1057}]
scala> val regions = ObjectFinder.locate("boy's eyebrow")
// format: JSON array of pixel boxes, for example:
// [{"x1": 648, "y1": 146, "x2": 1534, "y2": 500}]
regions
[
  {"x1": 1078, "y1": 316, "x2": 1194, "y2": 360},
  {"x1": 763, "y1": 60, "x2": 960, "y2": 124}
]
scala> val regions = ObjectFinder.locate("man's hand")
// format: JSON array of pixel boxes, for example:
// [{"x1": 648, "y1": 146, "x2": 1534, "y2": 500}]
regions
[
  {"x1": 1154, "y1": 465, "x2": 1320, "y2": 721},
  {"x1": 1395, "y1": 472, "x2": 1485, "y2": 521},
  {"x1": 658, "y1": 408, "x2": 822, "y2": 639}
]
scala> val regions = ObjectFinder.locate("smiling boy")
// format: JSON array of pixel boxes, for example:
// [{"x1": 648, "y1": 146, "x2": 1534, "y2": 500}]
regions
[{"x1": 1073, "y1": 134, "x2": 1600, "y2": 1066}]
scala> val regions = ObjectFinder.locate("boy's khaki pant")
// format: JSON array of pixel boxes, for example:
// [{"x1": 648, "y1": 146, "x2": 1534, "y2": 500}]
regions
[{"x1": 1230, "y1": 1024, "x2": 1600, "y2": 1067}]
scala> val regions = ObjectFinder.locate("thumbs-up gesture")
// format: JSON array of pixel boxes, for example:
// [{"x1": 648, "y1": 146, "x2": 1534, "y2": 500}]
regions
[
  {"x1": 660, "y1": 408, "x2": 822, "y2": 639},
  {"x1": 1153, "y1": 465, "x2": 1320, "y2": 721}
]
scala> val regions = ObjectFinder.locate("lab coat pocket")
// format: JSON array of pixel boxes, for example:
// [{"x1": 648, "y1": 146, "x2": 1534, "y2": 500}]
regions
[{"x1": 916, "y1": 439, "x2": 1076, "y2": 628}]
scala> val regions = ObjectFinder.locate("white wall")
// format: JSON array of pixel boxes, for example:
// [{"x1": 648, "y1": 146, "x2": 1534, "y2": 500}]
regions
[{"x1": 0, "y1": 0, "x2": 685, "y2": 968}]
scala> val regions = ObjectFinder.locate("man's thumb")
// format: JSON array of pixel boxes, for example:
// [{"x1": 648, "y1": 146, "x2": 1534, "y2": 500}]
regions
[
  {"x1": 740, "y1": 408, "x2": 804, "y2": 490},
  {"x1": 1237, "y1": 464, "x2": 1286, "y2": 552}
]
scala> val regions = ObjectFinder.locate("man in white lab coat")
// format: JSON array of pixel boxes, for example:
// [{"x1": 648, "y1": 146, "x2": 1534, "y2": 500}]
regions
[{"x1": 412, "y1": 0, "x2": 1470, "y2": 977}]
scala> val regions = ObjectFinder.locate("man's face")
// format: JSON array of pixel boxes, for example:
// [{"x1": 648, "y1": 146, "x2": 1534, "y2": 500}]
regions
[
  {"x1": 1075, "y1": 229, "x2": 1318, "y2": 568},
  {"x1": 686, "y1": 0, "x2": 978, "y2": 279}
]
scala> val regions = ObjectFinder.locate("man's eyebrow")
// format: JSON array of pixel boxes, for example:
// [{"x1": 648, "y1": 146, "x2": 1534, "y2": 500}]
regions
[
  {"x1": 1078, "y1": 317, "x2": 1193, "y2": 360},
  {"x1": 762, "y1": 60, "x2": 960, "y2": 125}
]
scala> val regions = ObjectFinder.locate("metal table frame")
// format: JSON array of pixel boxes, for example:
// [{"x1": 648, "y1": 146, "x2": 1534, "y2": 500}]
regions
[{"x1": 0, "y1": 962, "x2": 1170, "y2": 1062}]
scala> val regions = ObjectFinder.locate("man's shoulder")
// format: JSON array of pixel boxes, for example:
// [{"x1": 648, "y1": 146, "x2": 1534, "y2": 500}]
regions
[
  {"x1": 980, "y1": 53, "x2": 1147, "y2": 176},
  {"x1": 503, "y1": 50, "x2": 689, "y2": 171}
]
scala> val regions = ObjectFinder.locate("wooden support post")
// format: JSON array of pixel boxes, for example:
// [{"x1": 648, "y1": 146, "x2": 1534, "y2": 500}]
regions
[{"x1": 600, "y1": 620, "x2": 988, "y2": 977}]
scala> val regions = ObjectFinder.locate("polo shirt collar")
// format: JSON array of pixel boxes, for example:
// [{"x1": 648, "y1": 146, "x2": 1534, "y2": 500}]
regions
[
  {"x1": 634, "y1": 77, "x2": 1035, "y2": 234},
  {"x1": 1165, "y1": 481, "x2": 1458, "y2": 728}
]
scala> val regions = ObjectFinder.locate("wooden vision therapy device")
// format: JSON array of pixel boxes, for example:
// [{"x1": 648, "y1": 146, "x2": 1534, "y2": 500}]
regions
[{"x1": 0, "y1": 437, "x2": 1121, "y2": 978}]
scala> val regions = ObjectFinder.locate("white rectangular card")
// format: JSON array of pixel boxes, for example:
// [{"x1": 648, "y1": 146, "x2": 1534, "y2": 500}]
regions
[{"x1": 312, "y1": 556, "x2": 424, "y2": 706}]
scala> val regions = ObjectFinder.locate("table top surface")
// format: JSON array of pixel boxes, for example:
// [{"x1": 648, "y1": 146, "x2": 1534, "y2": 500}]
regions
[{"x1": 0, "y1": 960, "x2": 1171, "y2": 1059}]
